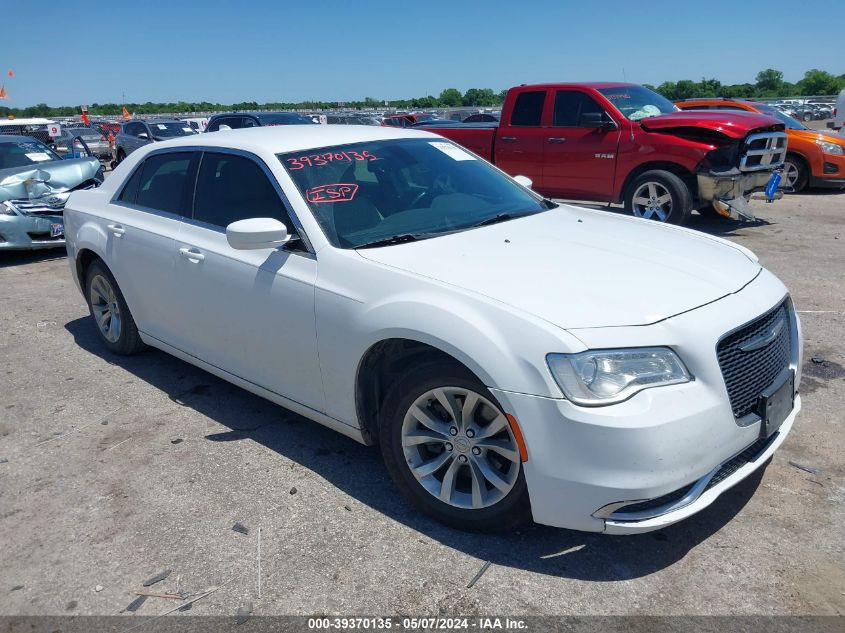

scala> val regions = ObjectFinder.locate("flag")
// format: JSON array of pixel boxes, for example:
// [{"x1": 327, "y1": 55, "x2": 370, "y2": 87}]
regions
[
  {"x1": 81, "y1": 110, "x2": 90, "y2": 125},
  {"x1": 122, "y1": 106, "x2": 131, "y2": 119},
  {"x1": 0, "y1": 85, "x2": 7, "y2": 100}
]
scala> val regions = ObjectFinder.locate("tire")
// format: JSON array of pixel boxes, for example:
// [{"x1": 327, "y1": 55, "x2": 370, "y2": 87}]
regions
[
  {"x1": 624, "y1": 170, "x2": 692, "y2": 225},
  {"x1": 782, "y1": 154, "x2": 809, "y2": 193},
  {"x1": 84, "y1": 260, "x2": 146, "y2": 355},
  {"x1": 115, "y1": 148, "x2": 126, "y2": 165},
  {"x1": 379, "y1": 362, "x2": 531, "y2": 532}
]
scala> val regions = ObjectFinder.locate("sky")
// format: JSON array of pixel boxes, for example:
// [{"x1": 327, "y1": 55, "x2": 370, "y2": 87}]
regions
[{"x1": 2, "y1": 0, "x2": 842, "y2": 108}]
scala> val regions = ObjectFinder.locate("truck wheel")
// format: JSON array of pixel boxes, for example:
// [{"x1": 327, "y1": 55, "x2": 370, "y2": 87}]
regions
[
  {"x1": 85, "y1": 260, "x2": 146, "y2": 355},
  {"x1": 782, "y1": 154, "x2": 809, "y2": 193},
  {"x1": 625, "y1": 170, "x2": 692, "y2": 224},
  {"x1": 379, "y1": 362, "x2": 530, "y2": 532}
]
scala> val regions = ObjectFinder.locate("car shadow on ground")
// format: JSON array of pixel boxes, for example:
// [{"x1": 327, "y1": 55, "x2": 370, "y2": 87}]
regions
[
  {"x1": 65, "y1": 316, "x2": 767, "y2": 581},
  {"x1": 0, "y1": 249, "x2": 67, "y2": 269}
]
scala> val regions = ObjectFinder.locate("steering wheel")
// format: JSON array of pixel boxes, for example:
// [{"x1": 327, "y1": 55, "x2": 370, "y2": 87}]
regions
[{"x1": 408, "y1": 173, "x2": 455, "y2": 208}]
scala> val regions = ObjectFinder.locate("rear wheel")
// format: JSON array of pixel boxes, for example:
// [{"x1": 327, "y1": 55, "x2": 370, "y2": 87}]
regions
[
  {"x1": 115, "y1": 148, "x2": 126, "y2": 165},
  {"x1": 624, "y1": 170, "x2": 692, "y2": 225},
  {"x1": 379, "y1": 362, "x2": 530, "y2": 532},
  {"x1": 85, "y1": 260, "x2": 146, "y2": 355},
  {"x1": 782, "y1": 154, "x2": 809, "y2": 193}
]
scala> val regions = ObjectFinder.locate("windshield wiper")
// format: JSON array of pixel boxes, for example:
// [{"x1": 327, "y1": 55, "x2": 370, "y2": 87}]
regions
[
  {"x1": 470, "y1": 211, "x2": 541, "y2": 229},
  {"x1": 355, "y1": 233, "x2": 427, "y2": 249}
]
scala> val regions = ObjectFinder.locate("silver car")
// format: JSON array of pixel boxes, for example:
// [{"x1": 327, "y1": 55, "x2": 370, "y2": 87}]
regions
[
  {"x1": 114, "y1": 119, "x2": 196, "y2": 164},
  {"x1": 53, "y1": 127, "x2": 112, "y2": 162},
  {"x1": 0, "y1": 135, "x2": 103, "y2": 250}
]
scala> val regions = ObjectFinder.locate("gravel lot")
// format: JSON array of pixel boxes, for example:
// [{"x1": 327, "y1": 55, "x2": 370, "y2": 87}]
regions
[{"x1": 1, "y1": 192, "x2": 843, "y2": 619}]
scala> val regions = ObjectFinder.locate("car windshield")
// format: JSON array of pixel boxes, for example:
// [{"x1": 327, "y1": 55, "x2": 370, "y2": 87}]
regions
[
  {"x1": 598, "y1": 86, "x2": 679, "y2": 121},
  {"x1": 150, "y1": 122, "x2": 196, "y2": 137},
  {"x1": 279, "y1": 138, "x2": 549, "y2": 249},
  {"x1": 257, "y1": 113, "x2": 315, "y2": 126},
  {"x1": 0, "y1": 139, "x2": 61, "y2": 169},
  {"x1": 755, "y1": 104, "x2": 807, "y2": 130}
]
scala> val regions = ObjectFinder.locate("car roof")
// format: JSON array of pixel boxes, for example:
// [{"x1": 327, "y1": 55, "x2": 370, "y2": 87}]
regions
[
  {"x1": 145, "y1": 124, "x2": 438, "y2": 155},
  {"x1": 0, "y1": 134, "x2": 47, "y2": 142}
]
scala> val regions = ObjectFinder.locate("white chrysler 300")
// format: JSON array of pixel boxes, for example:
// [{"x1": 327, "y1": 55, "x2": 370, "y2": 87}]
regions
[{"x1": 64, "y1": 126, "x2": 802, "y2": 534}]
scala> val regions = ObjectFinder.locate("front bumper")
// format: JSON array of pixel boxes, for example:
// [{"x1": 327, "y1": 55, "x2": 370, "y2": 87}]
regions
[
  {"x1": 491, "y1": 269, "x2": 802, "y2": 534},
  {"x1": 696, "y1": 169, "x2": 782, "y2": 221},
  {"x1": 0, "y1": 213, "x2": 65, "y2": 250}
]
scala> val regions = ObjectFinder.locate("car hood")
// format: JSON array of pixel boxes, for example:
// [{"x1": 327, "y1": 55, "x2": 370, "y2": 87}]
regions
[
  {"x1": 639, "y1": 111, "x2": 782, "y2": 138},
  {"x1": 356, "y1": 206, "x2": 762, "y2": 329},
  {"x1": 788, "y1": 127, "x2": 845, "y2": 144},
  {"x1": 0, "y1": 157, "x2": 101, "y2": 202}
]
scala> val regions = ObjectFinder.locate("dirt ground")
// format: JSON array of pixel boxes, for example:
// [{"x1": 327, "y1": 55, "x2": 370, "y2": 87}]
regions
[{"x1": 0, "y1": 191, "x2": 843, "y2": 619}]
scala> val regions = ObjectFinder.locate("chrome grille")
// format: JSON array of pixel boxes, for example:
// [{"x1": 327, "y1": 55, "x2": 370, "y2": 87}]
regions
[
  {"x1": 9, "y1": 197, "x2": 67, "y2": 216},
  {"x1": 739, "y1": 131, "x2": 787, "y2": 171},
  {"x1": 716, "y1": 300, "x2": 791, "y2": 419}
]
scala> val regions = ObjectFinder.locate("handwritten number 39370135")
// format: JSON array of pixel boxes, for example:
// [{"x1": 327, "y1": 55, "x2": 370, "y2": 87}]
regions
[{"x1": 286, "y1": 150, "x2": 377, "y2": 171}]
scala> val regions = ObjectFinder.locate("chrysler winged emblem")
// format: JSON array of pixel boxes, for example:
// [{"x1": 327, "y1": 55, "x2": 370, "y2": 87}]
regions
[{"x1": 738, "y1": 317, "x2": 785, "y2": 352}]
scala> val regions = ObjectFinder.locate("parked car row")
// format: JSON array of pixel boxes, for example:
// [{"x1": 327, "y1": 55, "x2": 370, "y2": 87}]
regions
[{"x1": 61, "y1": 124, "x2": 803, "y2": 535}]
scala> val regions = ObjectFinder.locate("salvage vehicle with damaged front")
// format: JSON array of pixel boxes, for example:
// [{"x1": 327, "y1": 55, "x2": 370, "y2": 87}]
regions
[
  {"x1": 64, "y1": 126, "x2": 802, "y2": 534},
  {"x1": 0, "y1": 135, "x2": 103, "y2": 250},
  {"x1": 425, "y1": 83, "x2": 788, "y2": 223}
]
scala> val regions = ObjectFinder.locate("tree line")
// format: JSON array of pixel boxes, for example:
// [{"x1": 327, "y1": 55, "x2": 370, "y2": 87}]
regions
[{"x1": 2, "y1": 68, "x2": 842, "y2": 119}]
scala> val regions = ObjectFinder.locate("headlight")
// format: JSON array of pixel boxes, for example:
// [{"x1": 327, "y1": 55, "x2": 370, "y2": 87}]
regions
[
  {"x1": 815, "y1": 140, "x2": 844, "y2": 156},
  {"x1": 547, "y1": 347, "x2": 691, "y2": 406},
  {"x1": 0, "y1": 201, "x2": 19, "y2": 216}
]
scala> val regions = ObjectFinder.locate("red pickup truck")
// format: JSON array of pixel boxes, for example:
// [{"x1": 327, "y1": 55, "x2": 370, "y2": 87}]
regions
[{"x1": 423, "y1": 83, "x2": 787, "y2": 224}]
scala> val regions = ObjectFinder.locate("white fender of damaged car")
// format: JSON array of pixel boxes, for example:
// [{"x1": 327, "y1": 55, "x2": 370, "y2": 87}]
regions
[{"x1": 313, "y1": 247, "x2": 586, "y2": 426}]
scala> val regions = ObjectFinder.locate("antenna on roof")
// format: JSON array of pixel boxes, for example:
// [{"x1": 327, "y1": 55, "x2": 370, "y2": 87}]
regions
[{"x1": 622, "y1": 67, "x2": 627, "y2": 81}]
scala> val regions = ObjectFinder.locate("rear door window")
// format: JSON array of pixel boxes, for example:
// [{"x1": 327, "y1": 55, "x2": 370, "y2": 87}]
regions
[
  {"x1": 135, "y1": 152, "x2": 195, "y2": 215},
  {"x1": 510, "y1": 91, "x2": 546, "y2": 126}
]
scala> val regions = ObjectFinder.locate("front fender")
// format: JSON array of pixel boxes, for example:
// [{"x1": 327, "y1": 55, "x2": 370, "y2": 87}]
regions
[{"x1": 315, "y1": 260, "x2": 586, "y2": 426}]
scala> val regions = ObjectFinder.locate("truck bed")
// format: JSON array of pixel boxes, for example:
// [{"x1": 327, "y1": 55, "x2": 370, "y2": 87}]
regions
[{"x1": 415, "y1": 122, "x2": 498, "y2": 161}]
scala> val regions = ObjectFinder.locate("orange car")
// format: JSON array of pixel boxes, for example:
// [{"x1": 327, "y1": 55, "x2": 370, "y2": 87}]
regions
[{"x1": 676, "y1": 98, "x2": 845, "y2": 192}]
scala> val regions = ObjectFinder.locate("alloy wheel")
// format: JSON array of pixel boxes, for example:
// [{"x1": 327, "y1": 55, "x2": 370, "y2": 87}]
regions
[
  {"x1": 401, "y1": 386, "x2": 521, "y2": 510},
  {"x1": 631, "y1": 181, "x2": 673, "y2": 221},
  {"x1": 783, "y1": 161, "x2": 800, "y2": 189},
  {"x1": 89, "y1": 274, "x2": 122, "y2": 343}
]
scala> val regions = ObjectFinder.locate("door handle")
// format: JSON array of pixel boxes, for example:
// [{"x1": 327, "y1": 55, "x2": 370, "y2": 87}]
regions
[
  {"x1": 500, "y1": 136, "x2": 517, "y2": 142},
  {"x1": 179, "y1": 247, "x2": 205, "y2": 262},
  {"x1": 106, "y1": 223, "x2": 125, "y2": 237},
  {"x1": 547, "y1": 137, "x2": 567, "y2": 144}
]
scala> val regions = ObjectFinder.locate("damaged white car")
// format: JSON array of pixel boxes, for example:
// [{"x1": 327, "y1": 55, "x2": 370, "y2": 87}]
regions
[{"x1": 0, "y1": 134, "x2": 103, "y2": 250}]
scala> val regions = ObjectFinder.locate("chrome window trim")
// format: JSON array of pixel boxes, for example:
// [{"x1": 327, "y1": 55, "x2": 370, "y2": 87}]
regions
[{"x1": 108, "y1": 145, "x2": 315, "y2": 254}]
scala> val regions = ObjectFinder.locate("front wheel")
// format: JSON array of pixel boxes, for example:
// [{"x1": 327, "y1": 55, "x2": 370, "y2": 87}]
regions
[
  {"x1": 782, "y1": 154, "x2": 809, "y2": 193},
  {"x1": 624, "y1": 170, "x2": 692, "y2": 225},
  {"x1": 379, "y1": 363, "x2": 530, "y2": 532}
]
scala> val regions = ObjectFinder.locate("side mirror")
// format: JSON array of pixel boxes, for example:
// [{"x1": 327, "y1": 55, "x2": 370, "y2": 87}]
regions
[
  {"x1": 226, "y1": 218, "x2": 290, "y2": 250},
  {"x1": 580, "y1": 112, "x2": 616, "y2": 130},
  {"x1": 513, "y1": 175, "x2": 533, "y2": 189},
  {"x1": 137, "y1": 132, "x2": 149, "y2": 140}
]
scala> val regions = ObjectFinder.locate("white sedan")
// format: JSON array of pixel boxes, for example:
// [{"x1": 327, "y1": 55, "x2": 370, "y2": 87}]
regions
[{"x1": 64, "y1": 126, "x2": 802, "y2": 533}]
